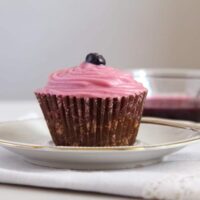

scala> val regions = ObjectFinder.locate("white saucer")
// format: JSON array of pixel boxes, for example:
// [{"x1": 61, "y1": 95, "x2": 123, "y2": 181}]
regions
[{"x1": 0, "y1": 118, "x2": 199, "y2": 170}]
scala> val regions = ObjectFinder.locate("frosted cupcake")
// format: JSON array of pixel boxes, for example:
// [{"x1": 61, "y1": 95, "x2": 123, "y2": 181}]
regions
[{"x1": 35, "y1": 53, "x2": 147, "y2": 146}]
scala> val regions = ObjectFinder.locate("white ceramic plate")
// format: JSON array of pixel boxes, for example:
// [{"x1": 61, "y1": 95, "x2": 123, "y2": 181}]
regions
[{"x1": 0, "y1": 118, "x2": 199, "y2": 170}]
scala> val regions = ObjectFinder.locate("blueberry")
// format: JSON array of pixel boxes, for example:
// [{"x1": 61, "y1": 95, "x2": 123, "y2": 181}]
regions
[{"x1": 85, "y1": 53, "x2": 106, "y2": 65}]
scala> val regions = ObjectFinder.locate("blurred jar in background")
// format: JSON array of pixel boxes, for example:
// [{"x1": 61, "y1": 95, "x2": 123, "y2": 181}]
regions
[{"x1": 133, "y1": 69, "x2": 200, "y2": 122}]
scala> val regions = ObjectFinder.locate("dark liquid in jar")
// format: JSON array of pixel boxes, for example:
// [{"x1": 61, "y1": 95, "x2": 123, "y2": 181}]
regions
[{"x1": 143, "y1": 96, "x2": 200, "y2": 122}]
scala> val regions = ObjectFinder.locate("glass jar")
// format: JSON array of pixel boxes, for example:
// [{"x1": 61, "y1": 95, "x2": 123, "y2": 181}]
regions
[{"x1": 132, "y1": 69, "x2": 200, "y2": 122}]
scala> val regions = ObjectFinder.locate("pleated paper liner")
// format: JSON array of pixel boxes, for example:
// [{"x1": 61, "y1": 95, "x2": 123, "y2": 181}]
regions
[{"x1": 35, "y1": 92, "x2": 147, "y2": 146}]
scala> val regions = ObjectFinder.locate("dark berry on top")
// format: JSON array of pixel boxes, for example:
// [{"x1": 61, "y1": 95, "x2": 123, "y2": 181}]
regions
[{"x1": 85, "y1": 53, "x2": 106, "y2": 65}]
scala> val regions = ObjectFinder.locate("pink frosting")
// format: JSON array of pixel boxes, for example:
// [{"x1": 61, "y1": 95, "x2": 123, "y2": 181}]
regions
[{"x1": 36, "y1": 62, "x2": 147, "y2": 98}]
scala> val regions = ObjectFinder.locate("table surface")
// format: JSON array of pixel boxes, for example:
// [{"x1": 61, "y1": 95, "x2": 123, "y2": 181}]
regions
[{"x1": 0, "y1": 101, "x2": 141, "y2": 200}]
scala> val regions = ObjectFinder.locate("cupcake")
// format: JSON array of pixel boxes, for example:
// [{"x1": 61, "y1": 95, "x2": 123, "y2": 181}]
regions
[{"x1": 35, "y1": 53, "x2": 147, "y2": 146}]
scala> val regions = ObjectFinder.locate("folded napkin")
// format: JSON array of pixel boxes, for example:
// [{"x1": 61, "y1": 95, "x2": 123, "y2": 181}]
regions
[{"x1": 1, "y1": 142, "x2": 200, "y2": 200}]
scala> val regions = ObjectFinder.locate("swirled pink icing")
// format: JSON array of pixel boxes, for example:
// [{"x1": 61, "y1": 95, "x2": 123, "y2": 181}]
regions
[{"x1": 36, "y1": 62, "x2": 147, "y2": 98}]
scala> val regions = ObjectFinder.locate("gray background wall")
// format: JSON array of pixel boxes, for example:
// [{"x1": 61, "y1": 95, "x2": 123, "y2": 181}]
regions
[{"x1": 0, "y1": 0, "x2": 200, "y2": 100}]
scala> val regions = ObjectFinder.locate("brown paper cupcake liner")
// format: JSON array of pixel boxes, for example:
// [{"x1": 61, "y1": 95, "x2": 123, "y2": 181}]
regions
[{"x1": 35, "y1": 92, "x2": 147, "y2": 146}]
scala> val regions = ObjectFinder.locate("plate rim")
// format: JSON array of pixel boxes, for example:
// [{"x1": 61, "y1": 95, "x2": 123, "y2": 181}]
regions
[{"x1": 0, "y1": 117, "x2": 199, "y2": 152}]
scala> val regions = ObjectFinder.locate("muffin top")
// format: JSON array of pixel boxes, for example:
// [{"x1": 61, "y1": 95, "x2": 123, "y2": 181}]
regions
[{"x1": 36, "y1": 54, "x2": 147, "y2": 98}]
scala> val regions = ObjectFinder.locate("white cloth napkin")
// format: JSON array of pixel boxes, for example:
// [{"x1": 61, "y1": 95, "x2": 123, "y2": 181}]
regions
[{"x1": 1, "y1": 142, "x2": 200, "y2": 200}]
